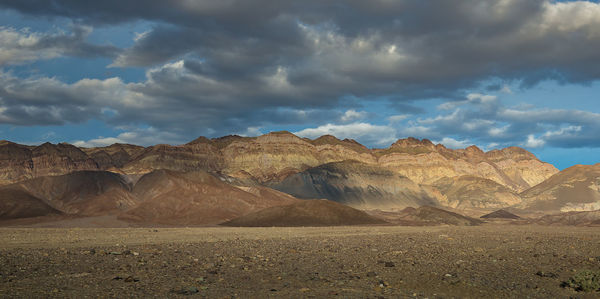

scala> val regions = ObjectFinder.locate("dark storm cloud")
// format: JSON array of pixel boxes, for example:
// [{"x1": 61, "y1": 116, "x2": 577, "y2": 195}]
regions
[
  {"x1": 2, "y1": 0, "x2": 600, "y2": 147},
  {"x1": 5, "y1": 1, "x2": 600, "y2": 91}
]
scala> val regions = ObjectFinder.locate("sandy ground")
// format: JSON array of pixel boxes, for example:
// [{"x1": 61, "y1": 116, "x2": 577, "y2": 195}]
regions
[{"x1": 1, "y1": 225, "x2": 599, "y2": 298}]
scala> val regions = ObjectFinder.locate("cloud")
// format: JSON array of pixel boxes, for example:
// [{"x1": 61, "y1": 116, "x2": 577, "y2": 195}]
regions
[
  {"x1": 238, "y1": 126, "x2": 263, "y2": 137},
  {"x1": 434, "y1": 137, "x2": 472, "y2": 149},
  {"x1": 400, "y1": 91, "x2": 600, "y2": 149},
  {"x1": 387, "y1": 114, "x2": 409, "y2": 123},
  {"x1": 0, "y1": 25, "x2": 119, "y2": 65},
  {"x1": 295, "y1": 122, "x2": 397, "y2": 147},
  {"x1": 72, "y1": 127, "x2": 185, "y2": 147},
  {"x1": 2, "y1": 1, "x2": 600, "y2": 150},
  {"x1": 523, "y1": 134, "x2": 545, "y2": 148},
  {"x1": 438, "y1": 93, "x2": 497, "y2": 110},
  {"x1": 500, "y1": 85, "x2": 512, "y2": 94},
  {"x1": 340, "y1": 109, "x2": 368, "y2": 123},
  {"x1": 3, "y1": 0, "x2": 600, "y2": 101}
]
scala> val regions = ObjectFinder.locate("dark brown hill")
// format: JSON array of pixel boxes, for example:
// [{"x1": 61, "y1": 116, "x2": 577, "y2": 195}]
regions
[
  {"x1": 480, "y1": 209, "x2": 521, "y2": 219},
  {"x1": 368, "y1": 206, "x2": 483, "y2": 226},
  {"x1": 119, "y1": 170, "x2": 298, "y2": 225},
  {"x1": 221, "y1": 199, "x2": 387, "y2": 227},
  {"x1": 0, "y1": 188, "x2": 61, "y2": 220},
  {"x1": 16, "y1": 171, "x2": 137, "y2": 215}
]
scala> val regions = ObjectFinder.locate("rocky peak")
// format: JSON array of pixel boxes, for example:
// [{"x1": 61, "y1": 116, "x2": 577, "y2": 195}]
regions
[
  {"x1": 256, "y1": 131, "x2": 309, "y2": 145},
  {"x1": 392, "y1": 137, "x2": 435, "y2": 148},
  {"x1": 31, "y1": 142, "x2": 88, "y2": 160},
  {"x1": 310, "y1": 135, "x2": 370, "y2": 153},
  {"x1": 465, "y1": 145, "x2": 483, "y2": 154},
  {"x1": 486, "y1": 146, "x2": 538, "y2": 162},
  {"x1": 211, "y1": 135, "x2": 255, "y2": 149},
  {"x1": 0, "y1": 141, "x2": 32, "y2": 160},
  {"x1": 186, "y1": 136, "x2": 212, "y2": 146}
]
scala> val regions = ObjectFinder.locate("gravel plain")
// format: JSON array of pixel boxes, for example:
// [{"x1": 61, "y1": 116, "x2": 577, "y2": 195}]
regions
[{"x1": 1, "y1": 225, "x2": 599, "y2": 298}]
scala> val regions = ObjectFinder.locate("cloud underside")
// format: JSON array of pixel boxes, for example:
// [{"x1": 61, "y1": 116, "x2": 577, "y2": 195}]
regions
[{"x1": 1, "y1": 0, "x2": 600, "y2": 148}]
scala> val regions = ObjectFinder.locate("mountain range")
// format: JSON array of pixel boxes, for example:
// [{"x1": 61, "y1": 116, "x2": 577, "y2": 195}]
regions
[{"x1": 1, "y1": 132, "x2": 599, "y2": 226}]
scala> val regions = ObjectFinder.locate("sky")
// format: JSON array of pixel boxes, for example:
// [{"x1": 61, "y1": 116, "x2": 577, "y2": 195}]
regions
[{"x1": 0, "y1": 0, "x2": 599, "y2": 170}]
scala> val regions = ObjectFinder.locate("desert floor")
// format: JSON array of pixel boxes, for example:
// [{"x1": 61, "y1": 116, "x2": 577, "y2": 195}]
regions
[{"x1": 1, "y1": 225, "x2": 599, "y2": 298}]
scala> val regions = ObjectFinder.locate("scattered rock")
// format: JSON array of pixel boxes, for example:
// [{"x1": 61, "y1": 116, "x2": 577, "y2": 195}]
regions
[
  {"x1": 367, "y1": 271, "x2": 377, "y2": 277},
  {"x1": 384, "y1": 261, "x2": 395, "y2": 267},
  {"x1": 536, "y1": 271, "x2": 558, "y2": 278},
  {"x1": 124, "y1": 276, "x2": 139, "y2": 282},
  {"x1": 172, "y1": 287, "x2": 199, "y2": 295},
  {"x1": 113, "y1": 275, "x2": 139, "y2": 282}
]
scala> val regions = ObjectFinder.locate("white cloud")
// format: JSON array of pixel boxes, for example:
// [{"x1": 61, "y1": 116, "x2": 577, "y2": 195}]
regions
[
  {"x1": 523, "y1": 134, "x2": 545, "y2": 148},
  {"x1": 500, "y1": 84, "x2": 512, "y2": 94},
  {"x1": 340, "y1": 109, "x2": 368, "y2": 123},
  {"x1": 466, "y1": 93, "x2": 497, "y2": 104},
  {"x1": 434, "y1": 137, "x2": 471, "y2": 149},
  {"x1": 0, "y1": 27, "x2": 60, "y2": 65},
  {"x1": 238, "y1": 126, "x2": 263, "y2": 137},
  {"x1": 488, "y1": 125, "x2": 508, "y2": 137},
  {"x1": 543, "y1": 125, "x2": 582, "y2": 138},
  {"x1": 72, "y1": 127, "x2": 185, "y2": 147},
  {"x1": 295, "y1": 122, "x2": 397, "y2": 146}
]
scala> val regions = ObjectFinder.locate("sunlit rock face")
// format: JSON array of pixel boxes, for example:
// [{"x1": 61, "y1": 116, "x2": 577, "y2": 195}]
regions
[
  {"x1": 519, "y1": 164, "x2": 600, "y2": 213},
  {"x1": 376, "y1": 138, "x2": 557, "y2": 193}
]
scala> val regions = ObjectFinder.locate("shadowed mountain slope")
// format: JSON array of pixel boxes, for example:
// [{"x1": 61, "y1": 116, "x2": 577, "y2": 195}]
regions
[
  {"x1": 221, "y1": 199, "x2": 387, "y2": 227},
  {"x1": 272, "y1": 160, "x2": 437, "y2": 210},
  {"x1": 11, "y1": 171, "x2": 138, "y2": 216},
  {"x1": 480, "y1": 209, "x2": 521, "y2": 219},
  {"x1": 0, "y1": 188, "x2": 61, "y2": 220},
  {"x1": 368, "y1": 206, "x2": 483, "y2": 226}
]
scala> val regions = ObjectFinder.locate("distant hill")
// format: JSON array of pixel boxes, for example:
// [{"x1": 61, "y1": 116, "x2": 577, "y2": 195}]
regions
[
  {"x1": 368, "y1": 206, "x2": 483, "y2": 226},
  {"x1": 221, "y1": 199, "x2": 387, "y2": 227},
  {"x1": 0, "y1": 188, "x2": 61, "y2": 220},
  {"x1": 119, "y1": 170, "x2": 298, "y2": 225},
  {"x1": 519, "y1": 164, "x2": 600, "y2": 213},
  {"x1": 480, "y1": 209, "x2": 521, "y2": 219},
  {"x1": 534, "y1": 210, "x2": 600, "y2": 226}
]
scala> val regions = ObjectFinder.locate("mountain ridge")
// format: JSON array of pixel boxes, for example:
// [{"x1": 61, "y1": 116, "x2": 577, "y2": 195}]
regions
[{"x1": 0, "y1": 132, "x2": 558, "y2": 194}]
